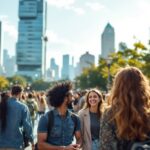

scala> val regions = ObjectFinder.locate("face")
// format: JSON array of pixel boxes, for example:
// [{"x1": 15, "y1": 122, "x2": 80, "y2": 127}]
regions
[
  {"x1": 66, "y1": 91, "x2": 74, "y2": 105},
  {"x1": 88, "y1": 91, "x2": 100, "y2": 107}
]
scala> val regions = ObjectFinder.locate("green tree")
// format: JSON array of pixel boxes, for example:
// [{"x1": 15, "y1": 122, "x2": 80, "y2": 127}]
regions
[
  {"x1": 0, "y1": 76, "x2": 9, "y2": 91},
  {"x1": 76, "y1": 41, "x2": 149, "y2": 91},
  {"x1": 75, "y1": 65, "x2": 106, "y2": 90},
  {"x1": 7, "y1": 75, "x2": 27, "y2": 87},
  {"x1": 142, "y1": 53, "x2": 150, "y2": 78},
  {"x1": 31, "y1": 79, "x2": 50, "y2": 91}
]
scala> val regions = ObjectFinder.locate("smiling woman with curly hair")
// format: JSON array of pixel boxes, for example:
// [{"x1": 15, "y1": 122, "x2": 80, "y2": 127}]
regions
[{"x1": 100, "y1": 66, "x2": 150, "y2": 150}]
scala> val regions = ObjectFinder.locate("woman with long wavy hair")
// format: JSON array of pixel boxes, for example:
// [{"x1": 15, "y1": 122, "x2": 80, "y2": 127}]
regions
[
  {"x1": 78, "y1": 88, "x2": 104, "y2": 150},
  {"x1": 100, "y1": 66, "x2": 150, "y2": 150}
]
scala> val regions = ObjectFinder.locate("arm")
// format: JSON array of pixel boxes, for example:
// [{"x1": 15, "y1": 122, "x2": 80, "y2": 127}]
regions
[
  {"x1": 74, "y1": 131, "x2": 82, "y2": 148},
  {"x1": 38, "y1": 133, "x2": 80, "y2": 150},
  {"x1": 74, "y1": 113, "x2": 83, "y2": 148},
  {"x1": 38, "y1": 113, "x2": 79, "y2": 150},
  {"x1": 38, "y1": 133, "x2": 64, "y2": 150},
  {"x1": 100, "y1": 110, "x2": 117, "y2": 150}
]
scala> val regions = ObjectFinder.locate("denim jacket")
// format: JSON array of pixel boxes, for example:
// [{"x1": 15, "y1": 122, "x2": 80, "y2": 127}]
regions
[
  {"x1": 0, "y1": 97, "x2": 33, "y2": 149},
  {"x1": 38, "y1": 108, "x2": 81, "y2": 146}
]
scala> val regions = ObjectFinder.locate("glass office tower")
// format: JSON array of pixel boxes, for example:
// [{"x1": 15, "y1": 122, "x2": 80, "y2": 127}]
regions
[
  {"x1": 101, "y1": 23, "x2": 115, "y2": 58},
  {"x1": 16, "y1": 0, "x2": 47, "y2": 79}
]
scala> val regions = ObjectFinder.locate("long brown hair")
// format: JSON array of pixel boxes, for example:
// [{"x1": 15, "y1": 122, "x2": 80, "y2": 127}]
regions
[
  {"x1": 83, "y1": 89, "x2": 104, "y2": 117},
  {"x1": 110, "y1": 66, "x2": 150, "y2": 140}
]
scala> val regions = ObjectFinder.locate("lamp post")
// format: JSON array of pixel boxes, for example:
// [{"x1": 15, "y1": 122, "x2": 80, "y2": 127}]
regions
[
  {"x1": 106, "y1": 58, "x2": 112, "y2": 92},
  {"x1": 42, "y1": 35, "x2": 48, "y2": 80}
]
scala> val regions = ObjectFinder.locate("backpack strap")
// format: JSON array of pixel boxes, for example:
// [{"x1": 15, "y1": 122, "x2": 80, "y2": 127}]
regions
[
  {"x1": 46, "y1": 110, "x2": 54, "y2": 142},
  {"x1": 71, "y1": 112, "x2": 78, "y2": 135}
]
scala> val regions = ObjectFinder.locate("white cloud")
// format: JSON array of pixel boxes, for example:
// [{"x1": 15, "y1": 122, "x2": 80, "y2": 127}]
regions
[
  {"x1": 70, "y1": 7, "x2": 85, "y2": 15},
  {"x1": 47, "y1": 0, "x2": 85, "y2": 15},
  {"x1": 85, "y1": 2, "x2": 105, "y2": 12},
  {"x1": 0, "y1": 15, "x2": 17, "y2": 40},
  {"x1": 114, "y1": 16, "x2": 149, "y2": 49},
  {"x1": 47, "y1": 0, "x2": 75, "y2": 8},
  {"x1": 46, "y1": 30, "x2": 71, "y2": 45}
]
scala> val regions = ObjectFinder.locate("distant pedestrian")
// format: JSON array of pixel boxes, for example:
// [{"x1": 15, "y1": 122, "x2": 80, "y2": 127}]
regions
[
  {"x1": 37, "y1": 95, "x2": 47, "y2": 117},
  {"x1": 100, "y1": 66, "x2": 150, "y2": 150},
  {"x1": 37, "y1": 82, "x2": 82, "y2": 150},
  {"x1": 26, "y1": 92, "x2": 38, "y2": 127},
  {"x1": 0, "y1": 85, "x2": 34, "y2": 150},
  {"x1": 79, "y1": 89, "x2": 104, "y2": 150}
]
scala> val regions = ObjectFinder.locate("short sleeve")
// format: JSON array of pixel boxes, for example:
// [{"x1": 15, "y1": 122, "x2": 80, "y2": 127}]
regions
[
  {"x1": 38, "y1": 114, "x2": 48, "y2": 133},
  {"x1": 74, "y1": 116, "x2": 81, "y2": 132}
]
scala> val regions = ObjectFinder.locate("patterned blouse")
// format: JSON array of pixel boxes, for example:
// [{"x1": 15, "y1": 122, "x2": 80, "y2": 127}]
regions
[{"x1": 99, "y1": 108, "x2": 118, "y2": 150}]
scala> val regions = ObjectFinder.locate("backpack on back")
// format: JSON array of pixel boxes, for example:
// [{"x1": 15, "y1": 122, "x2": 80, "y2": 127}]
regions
[
  {"x1": 34, "y1": 110, "x2": 78, "y2": 150},
  {"x1": 130, "y1": 140, "x2": 150, "y2": 150},
  {"x1": 117, "y1": 138, "x2": 150, "y2": 150},
  {"x1": 26, "y1": 101, "x2": 35, "y2": 117},
  {"x1": 47, "y1": 110, "x2": 78, "y2": 139},
  {"x1": 112, "y1": 125, "x2": 150, "y2": 150}
]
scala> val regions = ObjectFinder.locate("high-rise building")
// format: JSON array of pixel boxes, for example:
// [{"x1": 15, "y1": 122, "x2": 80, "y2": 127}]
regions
[
  {"x1": 61, "y1": 54, "x2": 70, "y2": 80},
  {"x1": 101, "y1": 23, "x2": 115, "y2": 58},
  {"x1": 50, "y1": 58, "x2": 59, "y2": 81},
  {"x1": 69, "y1": 56, "x2": 75, "y2": 81},
  {"x1": 3, "y1": 49, "x2": 9, "y2": 70},
  {"x1": 16, "y1": 0, "x2": 47, "y2": 79},
  {"x1": 3, "y1": 49, "x2": 16, "y2": 77},
  {"x1": 77, "y1": 51, "x2": 95, "y2": 75}
]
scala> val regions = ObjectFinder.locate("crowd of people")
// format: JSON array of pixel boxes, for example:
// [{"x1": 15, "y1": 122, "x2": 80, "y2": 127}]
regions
[{"x1": 0, "y1": 66, "x2": 150, "y2": 150}]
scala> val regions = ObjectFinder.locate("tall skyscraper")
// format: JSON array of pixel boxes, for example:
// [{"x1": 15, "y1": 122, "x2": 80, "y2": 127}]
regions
[
  {"x1": 3, "y1": 49, "x2": 16, "y2": 77},
  {"x1": 50, "y1": 58, "x2": 59, "y2": 80},
  {"x1": 16, "y1": 0, "x2": 47, "y2": 79},
  {"x1": 101, "y1": 23, "x2": 115, "y2": 58},
  {"x1": 61, "y1": 54, "x2": 70, "y2": 80}
]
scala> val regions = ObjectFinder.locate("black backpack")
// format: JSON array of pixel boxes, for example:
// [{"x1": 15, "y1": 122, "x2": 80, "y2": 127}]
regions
[
  {"x1": 46, "y1": 110, "x2": 78, "y2": 139},
  {"x1": 112, "y1": 124, "x2": 150, "y2": 150},
  {"x1": 129, "y1": 140, "x2": 150, "y2": 150},
  {"x1": 117, "y1": 138, "x2": 150, "y2": 150},
  {"x1": 35, "y1": 110, "x2": 78, "y2": 150}
]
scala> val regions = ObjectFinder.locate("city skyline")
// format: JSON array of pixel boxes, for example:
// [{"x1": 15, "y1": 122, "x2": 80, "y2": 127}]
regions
[{"x1": 0, "y1": 0, "x2": 150, "y2": 68}]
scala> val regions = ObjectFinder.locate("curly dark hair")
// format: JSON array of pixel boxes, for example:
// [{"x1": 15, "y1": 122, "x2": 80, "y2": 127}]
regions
[
  {"x1": 11, "y1": 85, "x2": 23, "y2": 96},
  {"x1": 47, "y1": 82, "x2": 72, "y2": 107}
]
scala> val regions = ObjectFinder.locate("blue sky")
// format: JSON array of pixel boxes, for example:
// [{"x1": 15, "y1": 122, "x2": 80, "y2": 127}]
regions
[{"x1": 0, "y1": 0, "x2": 150, "y2": 68}]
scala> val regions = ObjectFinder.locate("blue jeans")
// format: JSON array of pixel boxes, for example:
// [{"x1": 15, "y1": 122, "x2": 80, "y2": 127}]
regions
[{"x1": 92, "y1": 139, "x2": 100, "y2": 150}]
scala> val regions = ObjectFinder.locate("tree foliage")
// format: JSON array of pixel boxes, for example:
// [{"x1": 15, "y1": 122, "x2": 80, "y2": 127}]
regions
[
  {"x1": 75, "y1": 41, "x2": 150, "y2": 91},
  {"x1": 31, "y1": 79, "x2": 51, "y2": 91},
  {"x1": 0, "y1": 76, "x2": 9, "y2": 91},
  {"x1": 7, "y1": 75, "x2": 27, "y2": 87}
]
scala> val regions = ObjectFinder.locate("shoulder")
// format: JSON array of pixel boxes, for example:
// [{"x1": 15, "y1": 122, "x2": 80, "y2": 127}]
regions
[
  {"x1": 78, "y1": 108, "x2": 89, "y2": 116},
  {"x1": 70, "y1": 111, "x2": 79, "y2": 120},
  {"x1": 9, "y1": 98, "x2": 29, "y2": 110},
  {"x1": 41, "y1": 111, "x2": 51, "y2": 119},
  {"x1": 38, "y1": 112, "x2": 49, "y2": 127},
  {"x1": 102, "y1": 107, "x2": 113, "y2": 120}
]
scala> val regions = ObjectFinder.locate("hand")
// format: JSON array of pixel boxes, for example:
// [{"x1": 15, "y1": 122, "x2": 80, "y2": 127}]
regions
[
  {"x1": 31, "y1": 143, "x2": 35, "y2": 150},
  {"x1": 65, "y1": 144, "x2": 80, "y2": 150}
]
